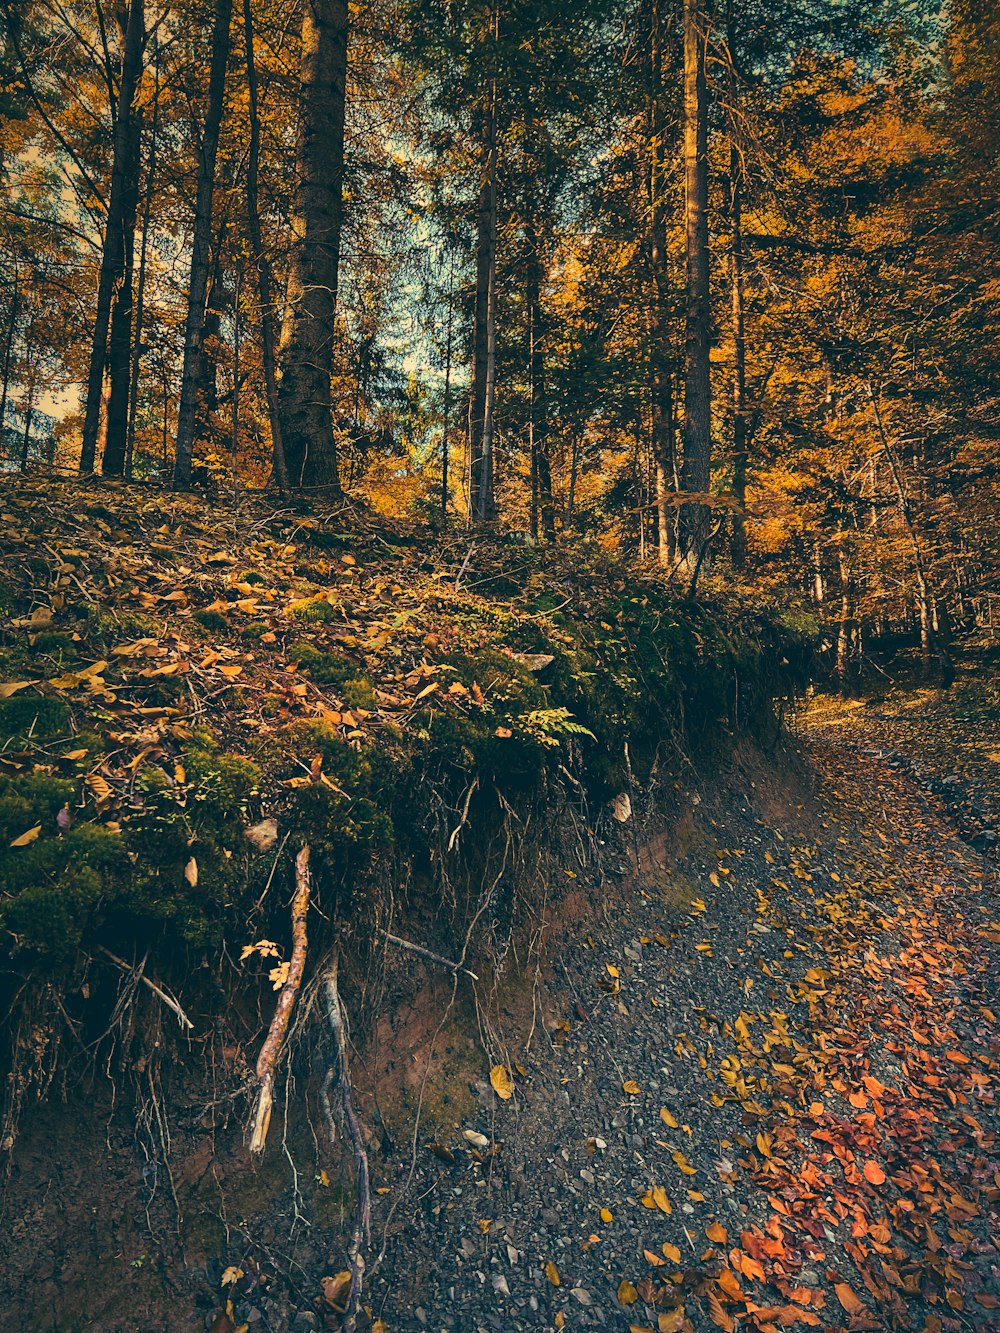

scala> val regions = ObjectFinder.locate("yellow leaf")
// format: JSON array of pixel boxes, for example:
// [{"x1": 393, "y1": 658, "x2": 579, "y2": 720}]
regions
[
  {"x1": 706, "y1": 1222, "x2": 727, "y2": 1244},
  {"x1": 489, "y1": 1065, "x2": 514, "y2": 1100},
  {"x1": 622, "y1": 1080, "x2": 641, "y2": 1095},
  {"x1": 217, "y1": 663, "x2": 243, "y2": 678},
  {"x1": 662, "y1": 1242, "x2": 681, "y2": 1264},
  {"x1": 10, "y1": 825, "x2": 41, "y2": 847},
  {"x1": 184, "y1": 857, "x2": 198, "y2": 887},
  {"x1": 644, "y1": 1249, "x2": 665, "y2": 1266},
  {"x1": 617, "y1": 1279, "x2": 638, "y2": 1305},
  {"x1": 600, "y1": 1207, "x2": 613, "y2": 1223},
  {"x1": 659, "y1": 1107, "x2": 678, "y2": 1129},
  {"x1": 672, "y1": 1150, "x2": 696, "y2": 1175},
  {"x1": 652, "y1": 1185, "x2": 671, "y2": 1214},
  {"x1": 0, "y1": 681, "x2": 31, "y2": 699},
  {"x1": 545, "y1": 1260, "x2": 561, "y2": 1286},
  {"x1": 606, "y1": 963, "x2": 620, "y2": 977},
  {"x1": 221, "y1": 1266, "x2": 244, "y2": 1286},
  {"x1": 658, "y1": 1312, "x2": 686, "y2": 1333}
]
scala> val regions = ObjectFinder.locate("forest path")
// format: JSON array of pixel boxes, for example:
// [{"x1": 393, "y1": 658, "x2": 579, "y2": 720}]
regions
[{"x1": 371, "y1": 690, "x2": 1000, "y2": 1333}]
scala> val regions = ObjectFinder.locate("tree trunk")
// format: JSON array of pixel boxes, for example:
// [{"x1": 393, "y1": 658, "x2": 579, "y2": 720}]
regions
[
  {"x1": 648, "y1": 0, "x2": 676, "y2": 567},
  {"x1": 679, "y1": 0, "x2": 711, "y2": 567},
  {"x1": 18, "y1": 357, "x2": 35, "y2": 472},
  {"x1": 125, "y1": 51, "x2": 160, "y2": 479},
  {"x1": 243, "y1": 0, "x2": 288, "y2": 488},
  {"x1": 173, "y1": 0, "x2": 234, "y2": 486},
  {"x1": 728, "y1": 143, "x2": 748, "y2": 569},
  {"x1": 276, "y1": 0, "x2": 350, "y2": 490},
  {"x1": 0, "y1": 263, "x2": 19, "y2": 453},
  {"x1": 103, "y1": 107, "x2": 142, "y2": 475},
  {"x1": 79, "y1": 0, "x2": 145, "y2": 473},
  {"x1": 526, "y1": 217, "x2": 554, "y2": 541},
  {"x1": 441, "y1": 263, "x2": 454, "y2": 515},
  {"x1": 469, "y1": 13, "x2": 498, "y2": 523}
]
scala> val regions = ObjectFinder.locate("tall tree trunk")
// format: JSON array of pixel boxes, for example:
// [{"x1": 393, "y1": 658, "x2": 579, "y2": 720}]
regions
[
  {"x1": 79, "y1": 0, "x2": 145, "y2": 473},
  {"x1": 649, "y1": 0, "x2": 676, "y2": 567},
  {"x1": 679, "y1": 0, "x2": 712, "y2": 567},
  {"x1": 276, "y1": 0, "x2": 350, "y2": 490},
  {"x1": 0, "y1": 263, "x2": 19, "y2": 452},
  {"x1": 103, "y1": 106, "x2": 142, "y2": 476},
  {"x1": 243, "y1": 0, "x2": 288, "y2": 488},
  {"x1": 18, "y1": 354, "x2": 35, "y2": 472},
  {"x1": 526, "y1": 217, "x2": 554, "y2": 540},
  {"x1": 469, "y1": 9, "x2": 498, "y2": 523},
  {"x1": 173, "y1": 0, "x2": 233, "y2": 485},
  {"x1": 125, "y1": 50, "x2": 159, "y2": 479},
  {"x1": 728, "y1": 142, "x2": 748, "y2": 568},
  {"x1": 441, "y1": 262, "x2": 454, "y2": 515}
]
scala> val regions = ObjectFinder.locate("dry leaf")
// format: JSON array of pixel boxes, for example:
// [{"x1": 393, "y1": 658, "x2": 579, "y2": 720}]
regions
[
  {"x1": 623, "y1": 1079, "x2": 641, "y2": 1095},
  {"x1": 706, "y1": 1222, "x2": 728, "y2": 1244},
  {"x1": 660, "y1": 1107, "x2": 679, "y2": 1128},
  {"x1": 834, "y1": 1282, "x2": 865, "y2": 1316},
  {"x1": 184, "y1": 856, "x2": 198, "y2": 886},
  {"x1": 10, "y1": 825, "x2": 41, "y2": 847},
  {"x1": 662, "y1": 1242, "x2": 681, "y2": 1264},
  {"x1": 489, "y1": 1065, "x2": 514, "y2": 1100},
  {"x1": 617, "y1": 1279, "x2": 638, "y2": 1305},
  {"x1": 545, "y1": 1260, "x2": 561, "y2": 1286}
]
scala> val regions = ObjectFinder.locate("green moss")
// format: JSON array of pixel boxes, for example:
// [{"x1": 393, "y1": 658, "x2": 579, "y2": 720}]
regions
[
  {"x1": 0, "y1": 695, "x2": 70, "y2": 740},
  {"x1": 30, "y1": 631, "x2": 79, "y2": 664},
  {"x1": 291, "y1": 598, "x2": 341, "y2": 624},
  {"x1": 192, "y1": 608, "x2": 229, "y2": 633}
]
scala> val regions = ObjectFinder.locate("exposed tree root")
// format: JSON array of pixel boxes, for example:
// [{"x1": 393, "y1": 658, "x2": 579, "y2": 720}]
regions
[
  {"x1": 249, "y1": 845, "x2": 311, "y2": 1156},
  {"x1": 320, "y1": 951, "x2": 371, "y2": 1333}
]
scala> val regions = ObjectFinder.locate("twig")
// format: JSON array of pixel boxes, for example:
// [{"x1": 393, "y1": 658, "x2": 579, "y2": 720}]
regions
[
  {"x1": 248, "y1": 845, "x2": 311, "y2": 1156},
  {"x1": 97, "y1": 946, "x2": 193, "y2": 1032},
  {"x1": 379, "y1": 929, "x2": 479, "y2": 981},
  {"x1": 454, "y1": 542, "x2": 476, "y2": 589},
  {"x1": 321, "y1": 952, "x2": 371, "y2": 1333}
]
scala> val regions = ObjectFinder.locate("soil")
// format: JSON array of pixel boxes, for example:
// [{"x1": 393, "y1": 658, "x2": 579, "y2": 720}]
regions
[{"x1": 1, "y1": 677, "x2": 998, "y2": 1333}]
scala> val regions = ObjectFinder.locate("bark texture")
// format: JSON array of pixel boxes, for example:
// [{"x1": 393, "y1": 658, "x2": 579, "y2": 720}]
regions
[
  {"x1": 79, "y1": 0, "x2": 145, "y2": 473},
  {"x1": 679, "y1": 0, "x2": 712, "y2": 565},
  {"x1": 173, "y1": 0, "x2": 234, "y2": 486},
  {"x1": 276, "y1": 0, "x2": 350, "y2": 490}
]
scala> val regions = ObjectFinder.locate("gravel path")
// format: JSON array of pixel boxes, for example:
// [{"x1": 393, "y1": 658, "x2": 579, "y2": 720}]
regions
[{"x1": 359, "y1": 721, "x2": 1000, "y2": 1333}]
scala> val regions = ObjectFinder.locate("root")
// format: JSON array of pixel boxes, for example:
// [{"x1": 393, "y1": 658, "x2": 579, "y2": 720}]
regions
[
  {"x1": 249, "y1": 845, "x2": 311, "y2": 1156},
  {"x1": 320, "y1": 951, "x2": 371, "y2": 1333}
]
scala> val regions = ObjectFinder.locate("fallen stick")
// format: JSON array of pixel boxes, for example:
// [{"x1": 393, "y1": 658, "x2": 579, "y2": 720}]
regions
[
  {"x1": 321, "y1": 951, "x2": 371, "y2": 1333},
  {"x1": 248, "y1": 845, "x2": 311, "y2": 1156},
  {"x1": 98, "y1": 946, "x2": 193, "y2": 1032},
  {"x1": 379, "y1": 929, "x2": 479, "y2": 981}
]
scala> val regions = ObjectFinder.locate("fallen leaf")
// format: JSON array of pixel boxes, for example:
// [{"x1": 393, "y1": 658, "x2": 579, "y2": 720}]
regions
[
  {"x1": 545, "y1": 1260, "x2": 561, "y2": 1286},
  {"x1": 10, "y1": 825, "x2": 41, "y2": 847},
  {"x1": 834, "y1": 1282, "x2": 865, "y2": 1316},
  {"x1": 489, "y1": 1065, "x2": 514, "y2": 1100},
  {"x1": 706, "y1": 1222, "x2": 728, "y2": 1244},
  {"x1": 623, "y1": 1080, "x2": 641, "y2": 1095},
  {"x1": 617, "y1": 1279, "x2": 638, "y2": 1305}
]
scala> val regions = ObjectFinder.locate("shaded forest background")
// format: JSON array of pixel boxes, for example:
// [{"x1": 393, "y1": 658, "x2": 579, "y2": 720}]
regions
[{"x1": 0, "y1": 0, "x2": 998, "y2": 679}]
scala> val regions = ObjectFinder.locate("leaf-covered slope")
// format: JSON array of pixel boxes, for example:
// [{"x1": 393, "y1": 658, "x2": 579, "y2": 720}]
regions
[{"x1": 0, "y1": 475, "x2": 812, "y2": 978}]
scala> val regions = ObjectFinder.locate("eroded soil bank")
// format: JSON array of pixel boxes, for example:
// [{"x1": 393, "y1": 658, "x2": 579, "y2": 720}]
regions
[{"x1": 2, "y1": 668, "x2": 998, "y2": 1333}]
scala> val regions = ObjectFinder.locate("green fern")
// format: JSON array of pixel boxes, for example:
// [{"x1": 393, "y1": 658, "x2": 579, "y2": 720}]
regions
[{"x1": 518, "y1": 707, "x2": 596, "y2": 747}]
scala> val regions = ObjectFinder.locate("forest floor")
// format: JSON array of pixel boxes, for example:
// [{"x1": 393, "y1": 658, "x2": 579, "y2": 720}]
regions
[
  {"x1": 358, "y1": 666, "x2": 1000, "y2": 1333},
  {"x1": 0, "y1": 476, "x2": 997, "y2": 1333}
]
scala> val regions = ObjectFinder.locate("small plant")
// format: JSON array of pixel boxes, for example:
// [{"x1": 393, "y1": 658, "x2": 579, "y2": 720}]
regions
[{"x1": 518, "y1": 707, "x2": 596, "y2": 747}]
